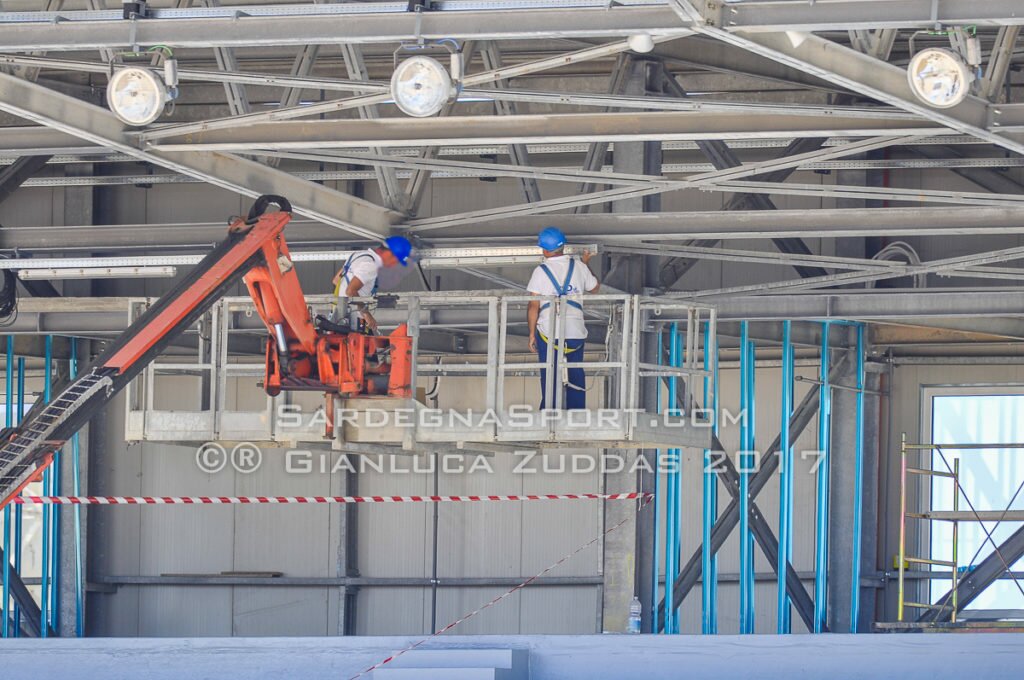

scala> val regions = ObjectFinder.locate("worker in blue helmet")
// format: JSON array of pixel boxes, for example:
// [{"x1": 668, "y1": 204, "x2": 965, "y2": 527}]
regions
[
  {"x1": 332, "y1": 235, "x2": 413, "y2": 332},
  {"x1": 527, "y1": 227, "x2": 599, "y2": 410}
]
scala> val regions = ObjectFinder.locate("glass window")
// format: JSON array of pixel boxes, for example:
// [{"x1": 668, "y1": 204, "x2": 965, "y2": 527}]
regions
[{"x1": 930, "y1": 393, "x2": 1024, "y2": 610}]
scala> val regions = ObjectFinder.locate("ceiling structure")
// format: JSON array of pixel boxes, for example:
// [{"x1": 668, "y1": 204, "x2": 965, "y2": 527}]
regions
[{"x1": 1, "y1": 0, "x2": 1024, "y2": 332}]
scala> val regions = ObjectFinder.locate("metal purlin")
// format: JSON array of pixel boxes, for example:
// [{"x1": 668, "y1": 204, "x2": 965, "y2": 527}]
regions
[
  {"x1": 40, "y1": 335, "x2": 53, "y2": 636},
  {"x1": 739, "y1": 321, "x2": 755, "y2": 634},
  {"x1": 814, "y1": 321, "x2": 833, "y2": 633},
  {"x1": 849, "y1": 323, "x2": 866, "y2": 632},
  {"x1": 777, "y1": 320, "x2": 795, "y2": 633},
  {"x1": 2, "y1": 336, "x2": 12, "y2": 637},
  {"x1": 701, "y1": 321, "x2": 718, "y2": 634}
]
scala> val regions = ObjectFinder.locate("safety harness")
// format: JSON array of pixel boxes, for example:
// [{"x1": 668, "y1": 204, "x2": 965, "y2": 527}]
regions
[
  {"x1": 537, "y1": 258, "x2": 583, "y2": 354},
  {"x1": 333, "y1": 251, "x2": 379, "y2": 296}
]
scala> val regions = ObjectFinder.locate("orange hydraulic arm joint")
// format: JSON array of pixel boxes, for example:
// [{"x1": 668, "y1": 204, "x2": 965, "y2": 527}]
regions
[{"x1": 242, "y1": 210, "x2": 319, "y2": 397}]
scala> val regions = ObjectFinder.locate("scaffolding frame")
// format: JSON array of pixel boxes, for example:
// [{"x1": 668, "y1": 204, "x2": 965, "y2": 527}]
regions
[{"x1": 897, "y1": 436, "x2": 1024, "y2": 624}]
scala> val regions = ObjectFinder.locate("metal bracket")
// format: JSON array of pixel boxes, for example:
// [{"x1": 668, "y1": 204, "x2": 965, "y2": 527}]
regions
[{"x1": 702, "y1": 1, "x2": 724, "y2": 28}]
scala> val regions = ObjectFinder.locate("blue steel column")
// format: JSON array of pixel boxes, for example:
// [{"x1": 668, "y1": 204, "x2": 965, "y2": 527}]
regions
[
  {"x1": 738, "y1": 321, "x2": 755, "y2": 634},
  {"x1": 849, "y1": 323, "x2": 866, "y2": 632},
  {"x1": 69, "y1": 338, "x2": 84, "y2": 636},
  {"x1": 813, "y1": 321, "x2": 832, "y2": 633},
  {"x1": 40, "y1": 335, "x2": 53, "y2": 636},
  {"x1": 651, "y1": 330, "x2": 661, "y2": 631},
  {"x1": 701, "y1": 322, "x2": 718, "y2": 634},
  {"x1": 777, "y1": 321, "x2": 794, "y2": 633},
  {"x1": 50, "y1": 340, "x2": 61, "y2": 633},
  {"x1": 13, "y1": 356, "x2": 24, "y2": 637},
  {"x1": 2, "y1": 336, "x2": 13, "y2": 637},
  {"x1": 664, "y1": 322, "x2": 681, "y2": 634}
]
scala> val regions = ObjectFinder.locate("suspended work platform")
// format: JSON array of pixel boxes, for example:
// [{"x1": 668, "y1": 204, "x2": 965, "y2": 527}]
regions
[{"x1": 123, "y1": 291, "x2": 716, "y2": 451}]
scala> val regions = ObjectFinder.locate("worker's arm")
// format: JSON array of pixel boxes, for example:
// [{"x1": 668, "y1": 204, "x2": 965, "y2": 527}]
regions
[
  {"x1": 342, "y1": 276, "x2": 378, "y2": 332},
  {"x1": 580, "y1": 250, "x2": 600, "y2": 293},
  {"x1": 527, "y1": 298, "x2": 540, "y2": 353}
]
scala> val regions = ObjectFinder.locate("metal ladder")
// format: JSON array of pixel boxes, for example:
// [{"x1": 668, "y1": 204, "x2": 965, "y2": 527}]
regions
[{"x1": 0, "y1": 370, "x2": 112, "y2": 506}]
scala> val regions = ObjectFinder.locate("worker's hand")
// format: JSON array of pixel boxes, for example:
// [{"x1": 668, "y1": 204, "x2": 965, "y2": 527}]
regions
[
  {"x1": 580, "y1": 249, "x2": 595, "y2": 266},
  {"x1": 528, "y1": 331, "x2": 537, "y2": 353},
  {"x1": 361, "y1": 310, "x2": 378, "y2": 333}
]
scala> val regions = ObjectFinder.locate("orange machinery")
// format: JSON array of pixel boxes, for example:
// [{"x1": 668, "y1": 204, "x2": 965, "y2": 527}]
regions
[
  {"x1": 242, "y1": 217, "x2": 412, "y2": 401},
  {"x1": 0, "y1": 195, "x2": 412, "y2": 512}
]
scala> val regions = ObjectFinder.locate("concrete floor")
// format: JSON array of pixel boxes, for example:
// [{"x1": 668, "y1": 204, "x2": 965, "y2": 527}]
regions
[{"x1": 5, "y1": 633, "x2": 1024, "y2": 679}]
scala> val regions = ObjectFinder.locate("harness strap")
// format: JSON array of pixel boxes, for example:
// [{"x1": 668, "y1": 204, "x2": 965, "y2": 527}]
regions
[
  {"x1": 538, "y1": 332, "x2": 583, "y2": 353},
  {"x1": 334, "y1": 251, "x2": 378, "y2": 296},
  {"x1": 538, "y1": 259, "x2": 583, "y2": 312}
]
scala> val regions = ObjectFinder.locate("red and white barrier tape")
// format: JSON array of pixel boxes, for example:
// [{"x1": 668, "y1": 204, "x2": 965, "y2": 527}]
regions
[
  {"x1": 348, "y1": 493, "x2": 654, "y2": 680},
  {"x1": 11, "y1": 492, "x2": 649, "y2": 506}
]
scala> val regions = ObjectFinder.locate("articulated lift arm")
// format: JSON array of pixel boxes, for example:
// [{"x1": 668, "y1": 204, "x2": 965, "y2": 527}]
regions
[{"x1": 0, "y1": 195, "x2": 296, "y2": 510}]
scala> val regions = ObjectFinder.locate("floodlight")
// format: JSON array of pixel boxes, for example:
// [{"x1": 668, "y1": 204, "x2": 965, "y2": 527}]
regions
[
  {"x1": 390, "y1": 55, "x2": 455, "y2": 118},
  {"x1": 107, "y1": 67, "x2": 168, "y2": 126},
  {"x1": 907, "y1": 48, "x2": 973, "y2": 109},
  {"x1": 628, "y1": 33, "x2": 655, "y2": 54}
]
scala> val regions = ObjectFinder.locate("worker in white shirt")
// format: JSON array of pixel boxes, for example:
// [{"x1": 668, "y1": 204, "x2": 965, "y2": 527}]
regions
[
  {"x1": 527, "y1": 227, "x2": 599, "y2": 410},
  {"x1": 331, "y1": 236, "x2": 412, "y2": 332}
]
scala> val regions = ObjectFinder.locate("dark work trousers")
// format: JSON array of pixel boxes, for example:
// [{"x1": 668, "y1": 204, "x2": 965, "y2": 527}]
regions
[{"x1": 536, "y1": 335, "x2": 586, "y2": 410}]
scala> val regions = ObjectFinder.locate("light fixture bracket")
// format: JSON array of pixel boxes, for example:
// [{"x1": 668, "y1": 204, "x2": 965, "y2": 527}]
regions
[{"x1": 390, "y1": 41, "x2": 463, "y2": 117}]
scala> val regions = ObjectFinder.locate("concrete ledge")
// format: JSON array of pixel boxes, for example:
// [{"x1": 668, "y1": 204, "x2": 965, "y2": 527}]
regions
[{"x1": 5, "y1": 633, "x2": 1024, "y2": 680}]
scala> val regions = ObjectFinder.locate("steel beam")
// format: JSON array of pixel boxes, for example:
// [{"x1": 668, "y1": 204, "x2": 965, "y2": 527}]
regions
[
  {"x1": 339, "y1": 44, "x2": 404, "y2": 212},
  {"x1": 404, "y1": 203, "x2": 1024, "y2": 239},
  {"x1": 0, "y1": 70, "x2": 399, "y2": 239},
  {"x1": 405, "y1": 135, "x2": 917, "y2": 230},
  {"x1": 683, "y1": 28, "x2": 1024, "y2": 156},
  {"x1": 147, "y1": 111, "x2": 941, "y2": 151},
  {"x1": 656, "y1": 63, "x2": 825, "y2": 280},
  {"x1": 479, "y1": 42, "x2": 541, "y2": 204},
  {"x1": 711, "y1": 289, "x2": 1024, "y2": 322},
  {"x1": 138, "y1": 37, "x2": 672, "y2": 142},
  {"x1": 9, "y1": 206, "x2": 1024, "y2": 252},
  {"x1": 686, "y1": 243, "x2": 1024, "y2": 298},
  {"x1": 919, "y1": 523, "x2": 1024, "y2": 623},
  {"x1": 0, "y1": 545, "x2": 52, "y2": 637},
  {"x1": 720, "y1": 1, "x2": 1024, "y2": 32},
  {"x1": 979, "y1": 27, "x2": 1021, "y2": 102},
  {"x1": 0, "y1": 6, "x2": 693, "y2": 51},
  {"x1": 912, "y1": 145, "x2": 1024, "y2": 196},
  {"x1": 203, "y1": 0, "x2": 251, "y2": 117},
  {"x1": 574, "y1": 53, "x2": 634, "y2": 212},
  {"x1": 0, "y1": 155, "x2": 50, "y2": 206}
]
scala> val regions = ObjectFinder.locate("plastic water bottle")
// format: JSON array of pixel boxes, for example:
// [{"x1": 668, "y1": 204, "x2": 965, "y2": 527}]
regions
[{"x1": 627, "y1": 596, "x2": 642, "y2": 633}]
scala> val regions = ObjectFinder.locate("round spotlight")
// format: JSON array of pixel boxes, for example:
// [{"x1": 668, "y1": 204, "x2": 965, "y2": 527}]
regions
[
  {"x1": 107, "y1": 67, "x2": 168, "y2": 126},
  {"x1": 907, "y1": 48, "x2": 973, "y2": 109},
  {"x1": 390, "y1": 56, "x2": 454, "y2": 118},
  {"x1": 627, "y1": 33, "x2": 655, "y2": 54}
]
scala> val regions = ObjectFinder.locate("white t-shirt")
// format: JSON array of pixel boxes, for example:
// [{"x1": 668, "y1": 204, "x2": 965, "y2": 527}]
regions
[
  {"x1": 527, "y1": 255, "x2": 598, "y2": 340},
  {"x1": 338, "y1": 249, "x2": 383, "y2": 297}
]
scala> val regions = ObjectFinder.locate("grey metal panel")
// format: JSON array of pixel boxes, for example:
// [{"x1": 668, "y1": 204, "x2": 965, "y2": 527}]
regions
[
  {"x1": 137, "y1": 442, "x2": 235, "y2": 635},
  {"x1": 232, "y1": 587, "x2": 332, "y2": 636},
  {"x1": 357, "y1": 463, "x2": 431, "y2": 579},
  {"x1": 87, "y1": 390, "x2": 143, "y2": 636},
  {"x1": 356, "y1": 587, "x2": 429, "y2": 636}
]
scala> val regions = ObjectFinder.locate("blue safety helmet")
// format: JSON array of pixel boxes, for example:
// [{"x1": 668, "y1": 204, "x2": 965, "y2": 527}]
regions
[
  {"x1": 384, "y1": 235, "x2": 413, "y2": 266},
  {"x1": 537, "y1": 226, "x2": 566, "y2": 251}
]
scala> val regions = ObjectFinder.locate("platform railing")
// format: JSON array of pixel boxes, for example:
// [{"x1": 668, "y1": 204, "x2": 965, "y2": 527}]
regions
[{"x1": 123, "y1": 291, "x2": 715, "y2": 446}]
